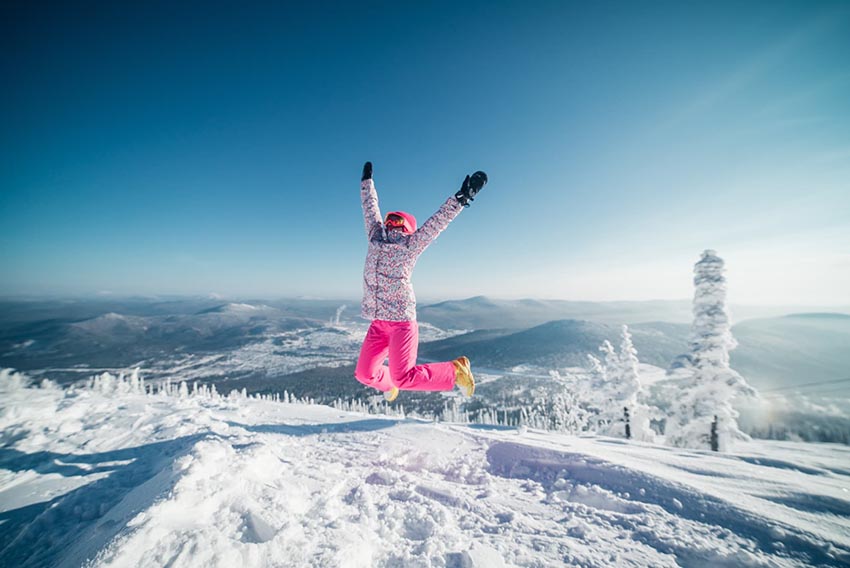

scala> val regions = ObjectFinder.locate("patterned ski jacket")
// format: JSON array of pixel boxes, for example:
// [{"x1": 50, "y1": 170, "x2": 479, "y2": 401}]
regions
[{"x1": 360, "y1": 178, "x2": 463, "y2": 321}]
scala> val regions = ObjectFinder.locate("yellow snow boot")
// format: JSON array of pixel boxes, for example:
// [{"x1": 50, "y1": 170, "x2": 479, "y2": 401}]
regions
[
  {"x1": 383, "y1": 386, "x2": 399, "y2": 402},
  {"x1": 452, "y1": 356, "x2": 475, "y2": 398}
]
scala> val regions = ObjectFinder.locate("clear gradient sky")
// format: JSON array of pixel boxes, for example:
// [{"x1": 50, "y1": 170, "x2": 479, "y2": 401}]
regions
[{"x1": 2, "y1": 0, "x2": 849, "y2": 305}]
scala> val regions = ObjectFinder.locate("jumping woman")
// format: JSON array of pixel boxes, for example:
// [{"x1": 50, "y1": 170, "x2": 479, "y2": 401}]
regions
[{"x1": 354, "y1": 161, "x2": 488, "y2": 402}]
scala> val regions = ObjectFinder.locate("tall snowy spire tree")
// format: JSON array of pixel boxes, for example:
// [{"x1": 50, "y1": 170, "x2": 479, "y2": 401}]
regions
[{"x1": 666, "y1": 250, "x2": 756, "y2": 451}]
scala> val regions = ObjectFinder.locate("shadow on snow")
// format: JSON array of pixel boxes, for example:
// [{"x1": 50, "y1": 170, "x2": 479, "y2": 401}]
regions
[
  {"x1": 485, "y1": 441, "x2": 850, "y2": 567},
  {"x1": 225, "y1": 418, "x2": 406, "y2": 437},
  {"x1": 0, "y1": 435, "x2": 206, "y2": 568}
]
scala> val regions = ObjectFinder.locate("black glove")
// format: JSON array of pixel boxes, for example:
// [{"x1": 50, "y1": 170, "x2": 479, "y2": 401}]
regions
[
  {"x1": 362, "y1": 161, "x2": 373, "y2": 182},
  {"x1": 454, "y1": 170, "x2": 488, "y2": 206}
]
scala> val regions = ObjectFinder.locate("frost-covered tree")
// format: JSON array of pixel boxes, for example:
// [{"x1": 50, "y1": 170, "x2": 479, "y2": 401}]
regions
[
  {"x1": 617, "y1": 325, "x2": 654, "y2": 441},
  {"x1": 666, "y1": 250, "x2": 757, "y2": 451},
  {"x1": 618, "y1": 325, "x2": 640, "y2": 398},
  {"x1": 590, "y1": 341, "x2": 619, "y2": 433},
  {"x1": 598, "y1": 340, "x2": 618, "y2": 374},
  {"x1": 593, "y1": 326, "x2": 654, "y2": 441},
  {"x1": 584, "y1": 352, "x2": 606, "y2": 404},
  {"x1": 547, "y1": 370, "x2": 591, "y2": 433},
  {"x1": 586, "y1": 354, "x2": 606, "y2": 385}
]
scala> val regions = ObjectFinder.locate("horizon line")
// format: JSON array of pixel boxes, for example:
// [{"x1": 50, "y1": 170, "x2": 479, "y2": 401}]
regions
[{"x1": 0, "y1": 292, "x2": 848, "y2": 310}]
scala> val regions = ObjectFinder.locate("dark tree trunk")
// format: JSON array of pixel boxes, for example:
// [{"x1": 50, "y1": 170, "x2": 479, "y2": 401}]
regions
[{"x1": 710, "y1": 415, "x2": 719, "y2": 452}]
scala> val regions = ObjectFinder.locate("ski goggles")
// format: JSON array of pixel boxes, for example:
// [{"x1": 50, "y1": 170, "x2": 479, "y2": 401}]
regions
[{"x1": 385, "y1": 214, "x2": 407, "y2": 229}]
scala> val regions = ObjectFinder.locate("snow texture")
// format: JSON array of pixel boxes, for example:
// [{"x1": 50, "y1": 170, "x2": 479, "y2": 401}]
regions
[{"x1": 1, "y1": 369, "x2": 849, "y2": 567}]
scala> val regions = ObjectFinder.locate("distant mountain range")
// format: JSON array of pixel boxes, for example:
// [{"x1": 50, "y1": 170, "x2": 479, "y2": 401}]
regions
[
  {"x1": 730, "y1": 313, "x2": 850, "y2": 391},
  {"x1": 419, "y1": 319, "x2": 689, "y2": 369},
  {"x1": 417, "y1": 296, "x2": 849, "y2": 328},
  {"x1": 0, "y1": 301, "x2": 326, "y2": 379},
  {"x1": 1, "y1": 297, "x2": 848, "y2": 396},
  {"x1": 419, "y1": 312, "x2": 850, "y2": 393}
]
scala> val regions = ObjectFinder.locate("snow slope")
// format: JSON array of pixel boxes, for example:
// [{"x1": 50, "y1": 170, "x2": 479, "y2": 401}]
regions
[{"x1": 1, "y1": 371, "x2": 849, "y2": 567}]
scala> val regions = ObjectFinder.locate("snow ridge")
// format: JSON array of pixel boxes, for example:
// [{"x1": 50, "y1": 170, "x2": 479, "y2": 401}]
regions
[{"x1": 1, "y1": 370, "x2": 849, "y2": 567}]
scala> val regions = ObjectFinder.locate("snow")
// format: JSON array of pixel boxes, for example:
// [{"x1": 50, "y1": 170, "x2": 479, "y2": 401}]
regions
[
  {"x1": 202, "y1": 303, "x2": 273, "y2": 314},
  {"x1": 1, "y1": 370, "x2": 849, "y2": 567}
]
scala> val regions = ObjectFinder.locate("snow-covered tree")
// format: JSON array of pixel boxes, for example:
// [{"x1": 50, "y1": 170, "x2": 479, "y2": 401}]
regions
[
  {"x1": 592, "y1": 326, "x2": 654, "y2": 441},
  {"x1": 582, "y1": 353, "x2": 607, "y2": 417},
  {"x1": 618, "y1": 325, "x2": 654, "y2": 441},
  {"x1": 618, "y1": 325, "x2": 640, "y2": 399},
  {"x1": 666, "y1": 250, "x2": 757, "y2": 451},
  {"x1": 598, "y1": 340, "x2": 618, "y2": 373},
  {"x1": 548, "y1": 370, "x2": 591, "y2": 433},
  {"x1": 587, "y1": 342, "x2": 616, "y2": 433},
  {"x1": 586, "y1": 354, "x2": 606, "y2": 385}
]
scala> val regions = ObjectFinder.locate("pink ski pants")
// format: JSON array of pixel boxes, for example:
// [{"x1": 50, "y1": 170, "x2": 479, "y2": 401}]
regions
[{"x1": 354, "y1": 319, "x2": 457, "y2": 392}]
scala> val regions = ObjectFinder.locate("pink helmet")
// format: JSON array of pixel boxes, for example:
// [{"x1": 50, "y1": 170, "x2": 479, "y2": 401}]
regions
[{"x1": 385, "y1": 211, "x2": 417, "y2": 234}]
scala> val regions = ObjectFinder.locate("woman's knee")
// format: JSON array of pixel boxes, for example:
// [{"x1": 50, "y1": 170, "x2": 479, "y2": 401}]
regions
[
  {"x1": 354, "y1": 367, "x2": 378, "y2": 385},
  {"x1": 391, "y1": 368, "x2": 418, "y2": 389}
]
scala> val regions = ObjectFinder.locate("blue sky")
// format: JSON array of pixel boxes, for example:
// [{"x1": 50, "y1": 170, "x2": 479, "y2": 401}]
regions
[{"x1": 2, "y1": 0, "x2": 849, "y2": 305}]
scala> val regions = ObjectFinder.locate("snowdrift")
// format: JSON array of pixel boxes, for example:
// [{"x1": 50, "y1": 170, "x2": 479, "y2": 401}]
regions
[{"x1": 1, "y1": 370, "x2": 849, "y2": 567}]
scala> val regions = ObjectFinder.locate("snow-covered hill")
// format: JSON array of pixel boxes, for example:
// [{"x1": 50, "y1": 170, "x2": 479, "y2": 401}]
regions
[
  {"x1": 1, "y1": 371, "x2": 848, "y2": 567},
  {"x1": 418, "y1": 319, "x2": 688, "y2": 369}
]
